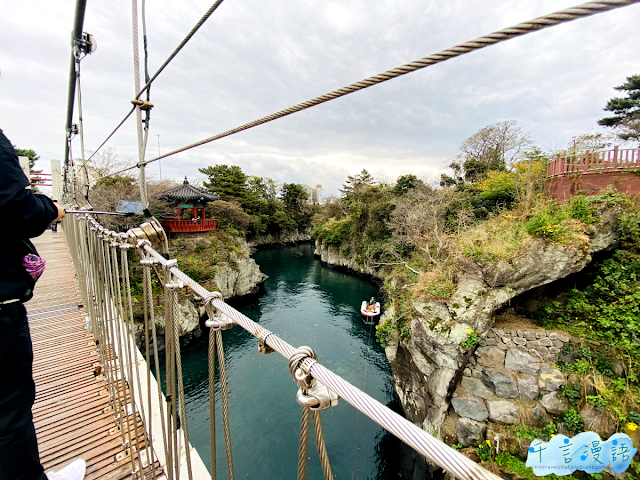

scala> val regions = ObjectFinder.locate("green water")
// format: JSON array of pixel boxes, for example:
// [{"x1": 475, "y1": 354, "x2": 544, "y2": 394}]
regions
[{"x1": 173, "y1": 243, "x2": 401, "y2": 479}]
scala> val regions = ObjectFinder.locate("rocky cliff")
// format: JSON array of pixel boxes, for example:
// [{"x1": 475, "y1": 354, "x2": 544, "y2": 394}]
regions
[
  {"x1": 381, "y1": 207, "x2": 622, "y2": 471},
  {"x1": 314, "y1": 238, "x2": 382, "y2": 279},
  {"x1": 315, "y1": 208, "x2": 623, "y2": 475},
  {"x1": 212, "y1": 251, "x2": 268, "y2": 299},
  {"x1": 251, "y1": 229, "x2": 312, "y2": 247}
]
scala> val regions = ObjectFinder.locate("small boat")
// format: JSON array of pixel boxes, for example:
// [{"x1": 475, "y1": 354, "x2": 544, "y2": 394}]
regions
[{"x1": 361, "y1": 300, "x2": 381, "y2": 323}]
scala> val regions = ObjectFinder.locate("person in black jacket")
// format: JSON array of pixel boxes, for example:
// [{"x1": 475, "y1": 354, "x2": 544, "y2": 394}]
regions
[{"x1": 0, "y1": 129, "x2": 85, "y2": 480}]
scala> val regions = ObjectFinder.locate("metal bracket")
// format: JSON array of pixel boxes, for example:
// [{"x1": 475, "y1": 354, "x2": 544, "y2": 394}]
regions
[
  {"x1": 205, "y1": 311, "x2": 234, "y2": 331},
  {"x1": 127, "y1": 220, "x2": 168, "y2": 254},
  {"x1": 296, "y1": 380, "x2": 339, "y2": 411}
]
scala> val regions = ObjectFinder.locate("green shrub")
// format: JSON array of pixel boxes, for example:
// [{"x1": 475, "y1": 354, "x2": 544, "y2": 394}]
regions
[
  {"x1": 525, "y1": 204, "x2": 569, "y2": 242},
  {"x1": 460, "y1": 330, "x2": 481, "y2": 350},
  {"x1": 375, "y1": 318, "x2": 394, "y2": 347},
  {"x1": 558, "y1": 384, "x2": 582, "y2": 406},
  {"x1": 495, "y1": 452, "x2": 534, "y2": 479},
  {"x1": 535, "y1": 248, "x2": 640, "y2": 362},
  {"x1": 476, "y1": 441, "x2": 493, "y2": 463},
  {"x1": 562, "y1": 408, "x2": 584, "y2": 432},
  {"x1": 628, "y1": 411, "x2": 640, "y2": 424},
  {"x1": 569, "y1": 195, "x2": 599, "y2": 224},
  {"x1": 314, "y1": 218, "x2": 353, "y2": 246},
  {"x1": 586, "y1": 395, "x2": 608, "y2": 411}
]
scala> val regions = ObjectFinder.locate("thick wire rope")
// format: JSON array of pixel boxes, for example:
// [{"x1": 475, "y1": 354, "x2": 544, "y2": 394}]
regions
[
  {"x1": 215, "y1": 330, "x2": 234, "y2": 480},
  {"x1": 86, "y1": 0, "x2": 225, "y2": 164},
  {"x1": 88, "y1": 0, "x2": 640, "y2": 182},
  {"x1": 351, "y1": 320, "x2": 374, "y2": 480},
  {"x1": 134, "y1": 238, "x2": 500, "y2": 480},
  {"x1": 142, "y1": 253, "x2": 171, "y2": 471},
  {"x1": 73, "y1": 53, "x2": 91, "y2": 204},
  {"x1": 297, "y1": 406, "x2": 311, "y2": 480},
  {"x1": 208, "y1": 327, "x2": 217, "y2": 480},
  {"x1": 168, "y1": 272, "x2": 195, "y2": 480},
  {"x1": 74, "y1": 212, "x2": 503, "y2": 480},
  {"x1": 121, "y1": 244, "x2": 156, "y2": 478},
  {"x1": 311, "y1": 411, "x2": 334, "y2": 480}
]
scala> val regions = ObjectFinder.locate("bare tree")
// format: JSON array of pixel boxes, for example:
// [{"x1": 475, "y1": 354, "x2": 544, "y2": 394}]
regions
[
  {"x1": 459, "y1": 120, "x2": 532, "y2": 177},
  {"x1": 82, "y1": 147, "x2": 136, "y2": 181},
  {"x1": 389, "y1": 185, "x2": 456, "y2": 267}
]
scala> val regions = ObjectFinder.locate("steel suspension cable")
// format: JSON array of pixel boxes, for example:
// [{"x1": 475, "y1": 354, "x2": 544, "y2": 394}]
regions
[
  {"x1": 86, "y1": 0, "x2": 225, "y2": 164},
  {"x1": 87, "y1": 0, "x2": 638, "y2": 182},
  {"x1": 138, "y1": 241, "x2": 500, "y2": 480}
]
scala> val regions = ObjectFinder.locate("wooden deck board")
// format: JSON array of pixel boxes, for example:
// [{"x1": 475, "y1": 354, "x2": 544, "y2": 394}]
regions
[{"x1": 29, "y1": 230, "x2": 163, "y2": 479}]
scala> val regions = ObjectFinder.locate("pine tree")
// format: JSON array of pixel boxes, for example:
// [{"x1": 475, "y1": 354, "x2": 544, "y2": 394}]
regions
[{"x1": 598, "y1": 74, "x2": 640, "y2": 143}]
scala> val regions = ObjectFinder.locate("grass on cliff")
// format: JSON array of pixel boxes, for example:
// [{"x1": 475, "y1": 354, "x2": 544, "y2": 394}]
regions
[{"x1": 169, "y1": 230, "x2": 250, "y2": 292}]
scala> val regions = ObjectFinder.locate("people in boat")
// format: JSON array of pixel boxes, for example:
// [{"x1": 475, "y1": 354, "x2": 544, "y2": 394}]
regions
[
  {"x1": 0, "y1": 129, "x2": 86, "y2": 480},
  {"x1": 367, "y1": 297, "x2": 377, "y2": 312}
]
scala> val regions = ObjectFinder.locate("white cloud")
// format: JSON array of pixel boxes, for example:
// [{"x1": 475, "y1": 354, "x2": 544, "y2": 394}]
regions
[{"x1": 1, "y1": 0, "x2": 639, "y2": 194}]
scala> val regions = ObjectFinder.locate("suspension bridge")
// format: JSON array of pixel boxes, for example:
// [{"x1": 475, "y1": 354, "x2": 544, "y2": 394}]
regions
[{"x1": 32, "y1": 1, "x2": 640, "y2": 479}]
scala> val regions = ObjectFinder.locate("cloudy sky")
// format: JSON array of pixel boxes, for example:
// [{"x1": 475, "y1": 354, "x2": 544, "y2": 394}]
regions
[{"x1": 1, "y1": 0, "x2": 639, "y2": 195}]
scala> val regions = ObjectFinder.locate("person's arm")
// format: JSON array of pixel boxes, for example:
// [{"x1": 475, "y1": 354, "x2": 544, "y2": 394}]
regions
[
  {"x1": 3, "y1": 190, "x2": 61, "y2": 238},
  {"x1": 0, "y1": 129, "x2": 63, "y2": 238}
]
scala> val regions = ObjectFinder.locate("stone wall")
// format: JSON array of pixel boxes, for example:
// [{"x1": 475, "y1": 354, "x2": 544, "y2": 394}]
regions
[{"x1": 452, "y1": 328, "x2": 572, "y2": 448}]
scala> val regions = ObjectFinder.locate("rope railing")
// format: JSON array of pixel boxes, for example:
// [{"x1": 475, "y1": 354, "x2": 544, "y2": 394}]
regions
[
  {"x1": 88, "y1": 0, "x2": 640, "y2": 183},
  {"x1": 62, "y1": 211, "x2": 501, "y2": 480}
]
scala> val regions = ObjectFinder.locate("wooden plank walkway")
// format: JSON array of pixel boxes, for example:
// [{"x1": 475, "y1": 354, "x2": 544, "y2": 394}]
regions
[{"x1": 28, "y1": 230, "x2": 163, "y2": 480}]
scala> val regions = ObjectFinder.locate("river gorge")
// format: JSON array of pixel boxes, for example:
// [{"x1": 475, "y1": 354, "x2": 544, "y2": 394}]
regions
[{"x1": 164, "y1": 243, "x2": 402, "y2": 479}]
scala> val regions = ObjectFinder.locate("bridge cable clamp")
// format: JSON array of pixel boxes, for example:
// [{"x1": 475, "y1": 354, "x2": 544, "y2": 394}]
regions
[
  {"x1": 131, "y1": 99, "x2": 154, "y2": 111},
  {"x1": 288, "y1": 346, "x2": 339, "y2": 410},
  {"x1": 257, "y1": 331, "x2": 276, "y2": 354},
  {"x1": 203, "y1": 292, "x2": 234, "y2": 330},
  {"x1": 296, "y1": 380, "x2": 339, "y2": 411}
]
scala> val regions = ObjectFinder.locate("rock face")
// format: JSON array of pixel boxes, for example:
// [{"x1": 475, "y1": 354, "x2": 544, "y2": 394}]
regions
[
  {"x1": 487, "y1": 400, "x2": 520, "y2": 424},
  {"x1": 213, "y1": 252, "x2": 268, "y2": 299},
  {"x1": 382, "y1": 212, "x2": 620, "y2": 441},
  {"x1": 540, "y1": 392, "x2": 569, "y2": 415},
  {"x1": 457, "y1": 418, "x2": 487, "y2": 447},
  {"x1": 251, "y1": 229, "x2": 311, "y2": 247},
  {"x1": 314, "y1": 239, "x2": 382, "y2": 279},
  {"x1": 451, "y1": 398, "x2": 488, "y2": 422}
]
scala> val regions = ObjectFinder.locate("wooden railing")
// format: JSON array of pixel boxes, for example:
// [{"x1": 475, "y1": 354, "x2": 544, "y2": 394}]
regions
[
  {"x1": 547, "y1": 146, "x2": 640, "y2": 178},
  {"x1": 161, "y1": 218, "x2": 217, "y2": 232}
]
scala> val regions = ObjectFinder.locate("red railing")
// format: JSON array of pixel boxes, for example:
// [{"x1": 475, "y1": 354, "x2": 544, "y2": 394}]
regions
[
  {"x1": 547, "y1": 146, "x2": 640, "y2": 178},
  {"x1": 161, "y1": 218, "x2": 217, "y2": 233}
]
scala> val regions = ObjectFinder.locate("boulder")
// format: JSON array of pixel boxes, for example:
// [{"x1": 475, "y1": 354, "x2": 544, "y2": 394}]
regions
[
  {"x1": 213, "y1": 253, "x2": 268, "y2": 299},
  {"x1": 475, "y1": 346, "x2": 505, "y2": 368},
  {"x1": 505, "y1": 348, "x2": 541, "y2": 375},
  {"x1": 154, "y1": 298, "x2": 200, "y2": 336},
  {"x1": 461, "y1": 377, "x2": 494, "y2": 400},
  {"x1": 540, "y1": 392, "x2": 568, "y2": 415},
  {"x1": 517, "y1": 375, "x2": 540, "y2": 403},
  {"x1": 529, "y1": 404, "x2": 553, "y2": 427},
  {"x1": 451, "y1": 398, "x2": 489, "y2": 422},
  {"x1": 538, "y1": 366, "x2": 565, "y2": 392},
  {"x1": 487, "y1": 400, "x2": 520, "y2": 424},
  {"x1": 580, "y1": 404, "x2": 617, "y2": 439},
  {"x1": 482, "y1": 369, "x2": 518, "y2": 399},
  {"x1": 456, "y1": 418, "x2": 487, "y2": 447}
]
